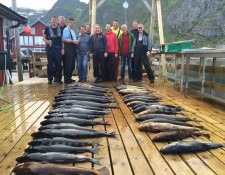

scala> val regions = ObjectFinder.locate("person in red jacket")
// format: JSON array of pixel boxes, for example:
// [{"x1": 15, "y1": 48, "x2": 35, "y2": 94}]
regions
[{"x1": 104, "y1": 23, "x2": 118, "y2": 81}]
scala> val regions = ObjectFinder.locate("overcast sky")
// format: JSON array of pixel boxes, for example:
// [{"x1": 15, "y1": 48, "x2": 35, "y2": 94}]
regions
[{"x1": 0, "y1": 0, "x2": 88, "y2": 10}]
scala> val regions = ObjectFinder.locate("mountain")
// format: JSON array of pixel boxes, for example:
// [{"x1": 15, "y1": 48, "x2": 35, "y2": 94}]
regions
[{"x1": 17, "y1": 0, "x2": 225, "y2": 48}]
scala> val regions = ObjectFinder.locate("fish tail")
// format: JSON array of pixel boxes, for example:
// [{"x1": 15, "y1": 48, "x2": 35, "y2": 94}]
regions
[
  {"x1": 97, "y1": 167, "x2": 110, "y2": 175},
  {"x1": 93, "y1": 141, "x2": 103, "y2": 146},
  {"x1": 202, "y1": 133, "x2": 210, "y2": 138},
  {"x1": 102, "y1": 121, "x2": 110, "y2": 125},
  {"x1": 91, "y1": 146, "x2": 99, "y2": 154},
  {"x1": 107, "y1": 131, "x2": 117, "y2": 137},
  {"x1": 93, "y1": 157, "x2": 103, "y2": 165}
]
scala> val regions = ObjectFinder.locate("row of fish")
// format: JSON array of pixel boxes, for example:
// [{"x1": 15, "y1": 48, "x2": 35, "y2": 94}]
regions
[
  {"x1": 14, "y1": 83, "x2": 115, "y2": 175},
  {"x1": 115, "y1": 84, "x2": 225, "y2": 154}
]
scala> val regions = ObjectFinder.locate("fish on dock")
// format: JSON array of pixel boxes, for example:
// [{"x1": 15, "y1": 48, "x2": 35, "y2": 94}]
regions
[
  {"x1": 138, "y1": 122, "x2": 203, "y2": 132},
  {"x1": 136, "y1": 114, "x2": 198, "y2": 122},
  {"x1": 28, "y1": 137, "x2": 101, "y2": 147},
  {"x1": 48, "y1": 108, "x2": 111, "y2": 115},
  {"x1": 40, "y1": 117, "x2": 109, "y2": 126},
  {"x1": 160, "y1": 141, "x2": 225, "y2": 154},
  {"x1": 45, "y1": 113, "x2": 107, "y2": 120},
  {"x1": 13, "y1": 162, "x2": 110, "y2": 175},
  {"x1": 25, "y1": 144, "x2": 99, "y2": 154},
  {"x1": 32, "y1": 129, "x2": 117, "y2": 139},
  {"x1": 16, "y1": 152, "x2": 102, "y2": 165},
  {"x1": 133, "y1": 104, "x2": 184, "y2": 113},
  {"x1": 152, "y1": 131, "x2": 210, "y2": 142}
]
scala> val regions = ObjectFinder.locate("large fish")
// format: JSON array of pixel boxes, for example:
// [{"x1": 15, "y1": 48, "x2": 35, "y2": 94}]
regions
[
  {"x1": 137, "y1": 109, "x2": 181, "y2": 116},
  {"x1": 55, "y1": 96, "x2": 115, "y2": 103},
  {"x1": 118, "y1": 89, "x2": 150, "y2": 95},
  {"x1": 68, "y1": 82, "x2": 109, "y2": 89},
  {"x1": 32, "y1": 129, "x2": 117, "y2": 139},
  {"x1": 133, "y1": 104, "x2": 184, "y2": 113},
  {"x1": 16, "y1": 152, "x2": 102, "y2": 165},
  {"x1": 136, "y1": 114, "x2": 198, "y2": 122},
  {"x1": 141, "y1": 118, "x2": 203, "y2": 128},
  {"x1": 25, "y1": 144, "x2": 99, "y2": 154},
  {"x1": 55, "y1": 94, "x2": 114, "y2": 101},
  {"x1": 38, "y1": 123, "x2": 108, "y2": 132},
  {"x1": 53, "y1": 104, "x2": 110, "y2": 111},
  {"x1": 48, "y1": 108, "x2": 111, "y2": 115},
  {"x1": 152, "y1": 131, "x2": 210, "y2": 142},
  {"x1": 59, "y1": 89, "x2": 111, "y2": 96},
  {"x1": 13, "y1": 162, "x2": 109, "y2": 175},
  {"x1": 45, "y1": 113, "x2": 107, "y2": 120},
  {"x1": 40, "y1": 117, "x2": 109, "y2": 126},
  {"x1": 138, "y1": 122, "x2": 202, "y2": 132},
  {"x1": 160, "y1": 141, "x2": 225, "y2": 154},
  {"x1": 124, "y1": 97, "x2": 161, "y2": 104},
  {"x1": 28, "y1": 137, "x2": 101, "y2": 147},
  {"x1": 52, "y1": 100, "x2": 117, "y2": 108},
  {"x1": 127, "y1": 101, "x2": 146, "y2": 107}
]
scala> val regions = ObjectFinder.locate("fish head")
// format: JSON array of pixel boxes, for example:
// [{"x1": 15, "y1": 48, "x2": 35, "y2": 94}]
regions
[
  {"x1": 31, "y1": 131, "x2": 51, "y2": 139},
  {"x1": 13, "y1": 162, "x2": 32, "y2": 175},
  {"x1": 16, "y1": 156, "x2": 33, "y2": 163},
  {"x1": 24, "y1": 147, "x2": 38, "y2": 153},
  {"x1": 138, "y1": 123, "x2": 153, "y2": 131},
  {"x1": 28, "y1": 141, "x2": 40, "y2": 146}
]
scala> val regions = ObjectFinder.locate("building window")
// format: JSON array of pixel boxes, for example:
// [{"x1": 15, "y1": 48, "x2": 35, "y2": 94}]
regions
[
  {"x1": 19, "y1": 36, "x2": 24, "y2": 45},
  {"x1": 34, "y1": 36, "x2": 45, "y2": 45},
  {"x1": 31, "y1": 27, "x2": 35, "y2": 34},
  {"x1": 29, "y1": 36, "x2": 33, "y2": 46}
]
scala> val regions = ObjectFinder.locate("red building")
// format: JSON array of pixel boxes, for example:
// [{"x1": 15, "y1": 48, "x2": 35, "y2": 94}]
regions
[{"x1": 10, "y1": 20, "x2": 48, "y2": 59}]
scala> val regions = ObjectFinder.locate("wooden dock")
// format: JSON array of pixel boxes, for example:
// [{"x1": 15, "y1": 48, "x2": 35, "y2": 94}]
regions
[{"x1": 0, "y1": 77, "x2": 225, "y2": 175}]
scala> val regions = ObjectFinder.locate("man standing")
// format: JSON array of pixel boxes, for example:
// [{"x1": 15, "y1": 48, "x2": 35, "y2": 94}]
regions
[
  {"x1": 118, "y1": 24, "x2": 134, "y2": 81},
  {"x1": 62, "y1": 17, "x2": 79, "y2": 84},
  {"x1": 130, "y1": 19, "x2": 139, "y2": 79},
  {"x1": 104, "y1": 23, "x2": 118, "y2": 82},
  {"x1": 111, "y1": 20, "x2": 123, "y2": 80},
  {"x1": 131, "y1": 24, "x2": 155, "y2": 83},
  {"x1": 89, "y1": 24, "x2": 108, "y2": 83},
  {"x1": 43, "y1": 16, "x2": 63, "y2": 84},
  {"x1": 58, "y1": 16, "x2": 66, "y2": 30},
  {"x1": 85, "y1": 23, "x2": 91, "y2": 35},
  {"x1": 77, "y1": 25, "x2": 91, "y2": 82}
]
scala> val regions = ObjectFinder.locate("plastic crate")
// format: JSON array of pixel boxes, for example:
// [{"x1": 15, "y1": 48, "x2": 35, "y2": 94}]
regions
[{"x1": 160, "y1": 41, "x2": 192, "y2": 52}]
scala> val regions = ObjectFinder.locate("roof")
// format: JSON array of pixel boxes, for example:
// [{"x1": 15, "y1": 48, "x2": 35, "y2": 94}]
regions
[
  {"x1": 29, "y1": 20, "x2": 48, "y2": 27},
  {"x1": 0, "y1": 3, "x2": 28, "y2": 25}
]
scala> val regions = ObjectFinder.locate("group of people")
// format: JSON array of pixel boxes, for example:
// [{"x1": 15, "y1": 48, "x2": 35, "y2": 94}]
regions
[{"x1": 43, "y1": 16, "x2": 155, "y2": 84}]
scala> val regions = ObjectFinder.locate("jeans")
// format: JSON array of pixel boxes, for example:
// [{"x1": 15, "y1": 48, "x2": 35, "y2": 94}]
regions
[
  {"x1": 77, "y1": 53, "x2": 88, "y2": 81},
  {"x1": 120, "y1": 53, "x2": 132, "y2": 79}
]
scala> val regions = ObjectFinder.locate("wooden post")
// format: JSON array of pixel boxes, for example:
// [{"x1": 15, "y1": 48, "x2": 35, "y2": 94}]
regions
[
  {"x1": 150, "y1": 0, "x2": 156, "y2": 43},
  {"x1": 12, "y1": 0, "x2": 23, "y2": 82},
  {"x1": 156, "y1": 0, "x2": 167, "y2": 76},
  {"x1": 89, "y1": 0, "x2": 92, "y2": 24}
]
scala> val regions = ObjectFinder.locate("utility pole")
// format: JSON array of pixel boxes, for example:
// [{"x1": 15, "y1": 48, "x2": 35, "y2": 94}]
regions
[{"x1": 12, "y1": 0, "x2": 23, "y2": 81}]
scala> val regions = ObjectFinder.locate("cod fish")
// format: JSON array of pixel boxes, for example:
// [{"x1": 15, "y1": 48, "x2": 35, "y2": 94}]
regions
[
  {"x1": 160, "y1": 141, "x2": 225, "y2": 154},
  {"x1": 25, "y1": 144, "x2": 98, "y2": 154},
  {"x1": 13, "y1": 162, "x2": 109, "y2": 175},
  {"x1": 40, "y1": 117, "x2": 109, "y2": 126},
  {"x1": 28, "y1": 137, "x2": 101, "y2": 147},
  {"x1": 55, "y1": 96, "x2": 115, "y2": 103},
  {"x1": 152, "y1": 131, "x2": 210, "y2": 142},
  {"x1": 16, "y1": 152, "x2": 102, "y2": 165},
  {"x1": 134, "y1": 104, "x2": 184, "y2": 113},
  {"x1": 127, "y1": 101, "x2": 146, "y2": 107},
  {"x1": 136, "y1": 114, "x2": 198, "y2": 122},
  {"x1": 38, "y1": 123, "x2": 108, "y2": 132},
  {"x1": 53, "y1": 104, "x2": 109, "y2": 111},
  {"x1": 52, "y1": 100, "x2": 117, "y2": 108},
  {"x1": 45, "y1": 113, "x2": 106, "y2": 120},
  {"x1": 141, "y1": 118, "x2": 203, "y2": 128},
  {"x1": 32, "y1": 129, "x2": 117, "y2": 139},
  {"x1": 59, "y1": 89, "x2": 110, "y2": 96},
  {"x1": 55, "y1": 94, "x2": 114, "y2": 101},
  {"x1": 138, "y1": 122, "x2": 202, "y2": 132},
  {"x1": 48, "y1": 108, "x2": 111, "y2": 115}
]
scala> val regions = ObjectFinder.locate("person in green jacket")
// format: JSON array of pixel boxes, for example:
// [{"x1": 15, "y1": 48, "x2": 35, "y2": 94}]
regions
[{"x1": 118, "y1": 24, "x2": 134, "y2": 81}]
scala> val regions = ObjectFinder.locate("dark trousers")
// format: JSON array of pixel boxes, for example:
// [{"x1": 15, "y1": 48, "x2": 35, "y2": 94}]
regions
[
  {"x1": 46, "y1": 45, "x2": 62, "y2": 81},
  {"x1": 134, "y1": 53, "x2": 154, "y2": 80},
  {"x1": 63, "y1": 43, "x2": 76, "y2": 82},
  {"x1": 105, "y1": 53, "x2": 116, "y2": 81},
  {"x1": 114, "y1": 57, "x2": 119, "y2": 79},
  {"x1": 93, "y1": 51, "x2": 105, "y2": 80}
]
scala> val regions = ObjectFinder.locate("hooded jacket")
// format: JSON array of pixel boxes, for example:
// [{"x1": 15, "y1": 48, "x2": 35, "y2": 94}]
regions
[{"x1": 104, "y1": 31, "x2": 119, "y2": 54}]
